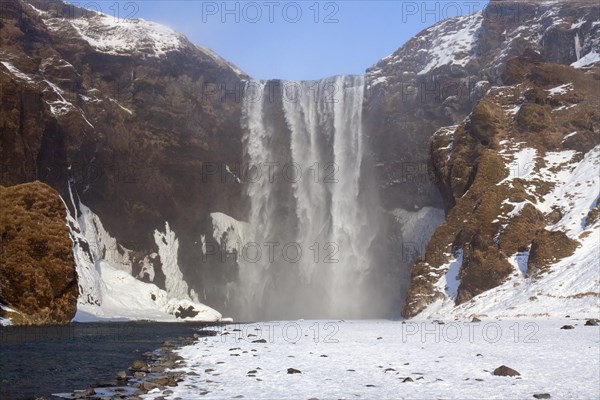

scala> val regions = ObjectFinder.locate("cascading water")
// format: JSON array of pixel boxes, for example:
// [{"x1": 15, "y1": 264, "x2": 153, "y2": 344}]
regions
[{"x1": 236, "y1": 75, "x2": 382, "y2": 321}]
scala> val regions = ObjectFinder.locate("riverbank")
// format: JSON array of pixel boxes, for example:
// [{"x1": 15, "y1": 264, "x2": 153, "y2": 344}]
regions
[
  {"x1": 53, "y1": 326, "x2": 221, "y2": 399},
  {"x1": 0, "y1": 322, "x2": 223, "y2": 399}
]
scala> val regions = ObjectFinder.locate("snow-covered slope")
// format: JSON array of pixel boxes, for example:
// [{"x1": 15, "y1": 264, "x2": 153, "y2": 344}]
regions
[
  {"x1": 31, "y1": 3, "x2": 184, "y2": 57},
  {"x1": 65, "y1": 188, "x2": 221, "y2": 322},
  {"x1": 69, "y1": 14, "x2": 183, "y2": 57},
  {"x1": 420, "y1": 145, "x2": 600, "y2": 319},
  {"x1": 367, "y1": 1, "x2": 600, "y2": 88},
  {"x1": 408, "y1": 59, "x2": 600, "y2": 319}
]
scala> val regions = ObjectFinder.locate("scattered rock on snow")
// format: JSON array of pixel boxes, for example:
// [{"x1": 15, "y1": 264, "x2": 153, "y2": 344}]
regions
[
  {"x1": 560, "y1": 325, "x2": 575, "y2": 330},
  {"x1": 493, "y1": 365, "x2": 520, "y2": 377},
  {"x1": 533, "y1": 394, "x2": 551, "y2": 399}
]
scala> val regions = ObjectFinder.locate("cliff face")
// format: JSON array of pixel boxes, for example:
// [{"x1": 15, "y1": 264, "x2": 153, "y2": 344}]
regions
[
  {"x1": 0, "y1": 181, "x2": 78, "y2": 325},
  {"x1": 403, "y1": 58, "x2": 599, "y2": 318},
  {"x1": 362, "y1": 0, "x2": 600, "y2": 317},
  {"x1": 2, "y1": 0, "x2": 599, "y2": 322},
  {"x1": 365, "y1": 0, "x2": 599, "y2": 209},
  {"x1": 1, "y1": 0, "x2": 246, "y2": 314}
]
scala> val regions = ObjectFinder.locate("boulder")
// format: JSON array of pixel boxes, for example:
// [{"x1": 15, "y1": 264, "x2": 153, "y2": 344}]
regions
[{"x1": 493, "y1": 365, "x2": 520, "y2": 377}]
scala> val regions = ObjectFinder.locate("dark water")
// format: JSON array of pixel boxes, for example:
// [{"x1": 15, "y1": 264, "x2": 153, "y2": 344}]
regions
[{"x1": 0, "y1": 322, "x2": 221, "y2": 400}]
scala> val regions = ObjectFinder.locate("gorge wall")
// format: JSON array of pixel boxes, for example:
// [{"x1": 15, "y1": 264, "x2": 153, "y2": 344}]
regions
[
  {"x1": 1, "y1": 0, "x2": 244, "y2": 322},
  {"x1": 362, "y1": 0, "x2": 599, "y2": 318},
  {"x1": 1, "y1": 0, "x2": 599, "y2": 323}
]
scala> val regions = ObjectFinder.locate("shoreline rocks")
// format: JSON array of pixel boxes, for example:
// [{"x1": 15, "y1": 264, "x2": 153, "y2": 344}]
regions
[{"x1": 61, "y1": 328, "x2": 220, "y2": 399}]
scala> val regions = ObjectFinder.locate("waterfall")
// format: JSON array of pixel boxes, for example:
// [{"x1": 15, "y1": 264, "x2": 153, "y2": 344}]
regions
[{"x1": 237, "y1": 76, "x2": 379, "y2": 320}]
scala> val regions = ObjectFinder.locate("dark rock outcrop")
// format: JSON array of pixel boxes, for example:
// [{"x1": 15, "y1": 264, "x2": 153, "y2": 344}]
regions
[{"x1": 1, "y1": 0, "x2": 247, "y2": 313}]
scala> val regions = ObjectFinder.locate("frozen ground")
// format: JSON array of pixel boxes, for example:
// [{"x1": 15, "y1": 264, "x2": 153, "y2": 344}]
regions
[{"x1": 142, "y1": 319, "x2": 600, "y2": 399}]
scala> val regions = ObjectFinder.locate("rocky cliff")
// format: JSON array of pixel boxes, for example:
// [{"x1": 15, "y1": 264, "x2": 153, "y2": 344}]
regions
[
  {"x1": 403, "y1": 57, "x2": 599, "y2": 318},
  {"x1": 1, "y1": 0, "x2": 246, "y2": 318},
  {"x1": 367, "y1": 0, "x2": 600, "y2": 318},
  {"x1": 1, "y1": 0, "x2": 599, "y2": 322},
  {"x1": 0, "y1": 181, "x2": 78, "y2": 325},
  {"x1": 364, "y1": 1, "x2": 599, "y2": 301}
]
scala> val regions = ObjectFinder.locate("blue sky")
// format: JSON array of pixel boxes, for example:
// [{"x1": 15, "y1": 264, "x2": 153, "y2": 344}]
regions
[{"x1": 99, "y1": 1, "x2": 488, "y2": 80}]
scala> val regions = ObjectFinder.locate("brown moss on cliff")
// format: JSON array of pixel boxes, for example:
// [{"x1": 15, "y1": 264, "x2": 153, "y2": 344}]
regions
[
  {"x1": 528, "y1": 230, "x2": 579, "y2": 276},
  {"x1": 0, "y1": 181, "x2": 78, "y2": 325},
  {"x1": 402, "y1": 56, "x2": 600, "y2": 318},
  {"x1": 499, "y1": 203, "x2": 545, "y2": 256}
]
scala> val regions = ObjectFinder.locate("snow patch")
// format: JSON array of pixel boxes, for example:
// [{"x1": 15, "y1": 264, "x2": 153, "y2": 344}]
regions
[
  {"x1": 154, "y1": 222, "x2": 195, "y2": 302},
  {"x1": 571, "y1": 50, "x2": 600, "y2": 68},
  {"x1": 210, "y1": 212, "x2": 248, "y2": 253},
  {"x1": 60, "y1": 11, "x2": 184, "y2": 57},
  {"x1": 418, "y1": 12, "x2": 483, "y2": 75},
  {"x1": 499, "y1": 147, "x2": 537, "y2": 184},
  {"x1": 0, "y1": 61, "x2": 34, "y2": 82},
  {"x1": 65, "y1": 188, "x2": 221, "y2": 322},
  {"x1": 0, "y1": 304, "x2": 17, "y2": 326},
  {"x1": 547, "y1": 83, "x2": 573, "y2": 96},
  {"x1": 109, "y1": 98, "x2": 133, "y2": 114},
  {"x1": 43, "y1": 79, "x2": 75, "y2": 117},
  {"x1": 437, "y1": 249, "x2": 463, "y2": 299}
]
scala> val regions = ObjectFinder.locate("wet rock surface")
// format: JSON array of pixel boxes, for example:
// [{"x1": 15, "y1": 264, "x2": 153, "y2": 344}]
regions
[{"x1": 57, "y1": 328, "x2": 220, "y2": 399}]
